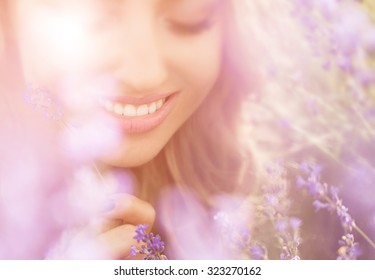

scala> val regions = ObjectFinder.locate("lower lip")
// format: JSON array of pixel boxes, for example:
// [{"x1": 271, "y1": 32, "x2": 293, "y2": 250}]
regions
[{"x1": 106, "y1": 93, "x2": 178, "y2": 134}]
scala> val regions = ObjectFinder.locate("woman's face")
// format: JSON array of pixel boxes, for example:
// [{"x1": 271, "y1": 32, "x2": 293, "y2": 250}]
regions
[{"x1": 12, "y1": 0, "x2": 223, "y2": 167}]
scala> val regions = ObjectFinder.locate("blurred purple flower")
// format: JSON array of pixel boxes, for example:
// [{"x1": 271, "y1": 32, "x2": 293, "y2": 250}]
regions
[
  {"x1": 24, "y1": 84, "x2": 64, "y2": 121},
  {"x1": 316, "y1": 0, "x2": 339, "y2": 20},
  {"x1": 296, "y1": 161, "x2": 367, "y2": 259},
  {"x1": 276, "y1": 217, "x2": 302, "y2": 260},
  {"x1": 337, "y1": 234, "x2": 362, "y2": 260},
  {"x1": 60, "y1": 112, "x2": 121, "y2": 162},
  {"x1": 262, "y1": 163, "x2": 302, "y2": 260},
  {"x1": 290, "y1": 217, "x2": 302, "y2": 230},
  {"x1": 276, "y1": 219, "x2": 288, "y2": 233},
  {"x1": 312, "y1": 200, "x2": 331, "y2": 211},
  {"x1": 250, "y1": 244, "x2": 268, "y2": 260},
  {"x1": 357, "y1": 71, "x2": 375, "y2": 88}
]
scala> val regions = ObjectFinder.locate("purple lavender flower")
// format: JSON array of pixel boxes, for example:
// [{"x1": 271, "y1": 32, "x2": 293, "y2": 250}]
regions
[
  {"x1": 337, "y1": 234, "x2": 362, "y2": 260},
  {"x1": 134, "y1": 224, "x2": 149, "y2": 243},
  {"x1": 131, "y1": 224, "x2": 167, "y2": 260},
  {"x1": 129, "y1": 246, "x2": 138, "y2": 257},
  {"x1": 312, "y1": 200, "x2": 331, "y2": 211},
  {"x1": 213, "y1": 210, "x2": 247, "y2": 253},
  {"x1": 297, "y1": 162, "x2": 355, "y2": 230},
  {"x1": 249, "y1": 244, "x2": 268, "y2": 260},
  {"x1": 290, "y1": 217, "x2": 302, "y2": 230},
  {"x1": 291, "y1": 0, "x2": 375, "y2": 93},
  {"x1": 275, "y1": 219, "x2": 288, "y2": 233},
  {"x1": 295, "y1": 161, "x2": 370, "y2": 259},
  {"x1": 276, "y1": 217, "x2": 302, "y2": 260},
  {"x1": 213, "y1": 210, "x2": 269, "y2": 260},
  {"x1": 24, "y1": 84, "x2": 64, "y2": 121},
  {"x1": 262, "y1": 163, "x2": 302, "y2": 260}
]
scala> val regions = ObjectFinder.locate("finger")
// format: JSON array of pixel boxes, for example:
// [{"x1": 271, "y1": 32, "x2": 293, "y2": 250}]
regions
[
  {"x1": 104, "y1": 194, "x2": 156, "y2": 227},
  {"x1": 92, "y1": 218, "x2": 123, "y2": 233},
  {"x1": 97, "y1": 223, "x2": 139, "y2": 259}
]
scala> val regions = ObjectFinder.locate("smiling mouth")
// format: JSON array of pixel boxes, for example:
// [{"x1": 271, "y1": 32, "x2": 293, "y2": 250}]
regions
[
  {"x1": 102, "y1": 96, "x2": 167, "y2": 117},
  {"x1": 99, "y1": 92, "x2": 178, "y2": 134}
]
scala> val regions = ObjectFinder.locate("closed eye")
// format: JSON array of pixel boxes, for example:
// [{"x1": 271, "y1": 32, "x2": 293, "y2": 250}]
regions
[
  {"x1": 164, "y1": 0, "x2": 222, "y2": 36},
  {"x1": 168, "y1": 19, "x2": 214, "y2": 35}
]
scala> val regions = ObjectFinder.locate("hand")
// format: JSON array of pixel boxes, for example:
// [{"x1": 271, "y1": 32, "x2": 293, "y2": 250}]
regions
[
  {"x1": 97, "y1": 193, "x2": 156, "y2": 259},
  {"x1": 48, "y1": 193, "x2": 155, "y2": 260}
]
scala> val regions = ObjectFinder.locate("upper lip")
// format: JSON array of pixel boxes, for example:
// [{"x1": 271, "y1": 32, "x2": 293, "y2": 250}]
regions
[{"x1": 106, "y1": 92, "x2": 176, "y2": 106}]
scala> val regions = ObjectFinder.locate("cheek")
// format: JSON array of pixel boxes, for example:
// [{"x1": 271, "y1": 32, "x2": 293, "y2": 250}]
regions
[
  {"x1": 167, "y1": 33, "x2": 222, "y2": 94},
  {"x1": 185, "y1": 48, "x2": 221, "y2": 94},
  {"x1": 0, "y1": 26, "x2": 3, "y2": 55}
]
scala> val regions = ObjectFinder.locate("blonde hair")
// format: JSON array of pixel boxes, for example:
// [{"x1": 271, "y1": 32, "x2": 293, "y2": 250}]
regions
[{"x1": 132, "y1": 1, "x2": 260, "y2": 207}]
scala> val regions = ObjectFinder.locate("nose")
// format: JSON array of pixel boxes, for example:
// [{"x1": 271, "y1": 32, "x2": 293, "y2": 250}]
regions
[{"x1": 110, "y1": 18, "x2": 169, "y2": 95}]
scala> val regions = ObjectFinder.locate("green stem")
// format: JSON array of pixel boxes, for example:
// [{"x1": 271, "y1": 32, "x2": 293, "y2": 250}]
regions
[{"x1": 353, "y1": 224, "x2": 375, "y2": 249}]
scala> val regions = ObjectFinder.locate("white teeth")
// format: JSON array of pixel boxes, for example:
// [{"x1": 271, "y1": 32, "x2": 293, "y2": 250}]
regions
[
  {"x1": 104, "y1": 100, "x2": 114, "y2": 112},
  {"x1": 137, "y1": 104, "x2": 149, "y2": 116},
  {"x1": 124, "y1": 104, "x2": 137, "y2": 117},
  {"x1": 149, "y1": 102, "x2": 157, "y2": 114},
  {"x1": 156, "y1": 99, "x2": 163, "y2": 110},
  {"x1": 114, "y1": 103, "x2": 123, "y2": 115},
  {"x1": 103, "y1": 97, "x2": 166, "y2": 117}
]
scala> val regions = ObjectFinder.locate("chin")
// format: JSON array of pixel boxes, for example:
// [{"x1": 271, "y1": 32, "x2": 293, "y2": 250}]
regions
[
  {"x1": 101, "y1": 152, "x2": 155, "y2": 168},
  {"x1": 100, "y1": 141, "x2": 165, "y2": 168}
]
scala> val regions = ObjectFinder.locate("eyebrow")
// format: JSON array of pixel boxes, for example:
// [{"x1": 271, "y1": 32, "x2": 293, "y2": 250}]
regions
[
  {"x1": 187, "y1": 0, "x2": 222, "y2": 7},
  {"x1": 167, "y1": 0, "x2": 222, "y2": 7}
]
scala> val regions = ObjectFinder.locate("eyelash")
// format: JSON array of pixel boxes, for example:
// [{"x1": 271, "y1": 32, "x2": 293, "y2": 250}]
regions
[{"x1": 168, "y1": 19, "x2": 214, "y2": 35}]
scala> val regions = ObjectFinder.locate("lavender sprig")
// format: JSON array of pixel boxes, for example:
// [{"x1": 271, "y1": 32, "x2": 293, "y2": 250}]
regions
[
  {"x1": 296, "y1": 161, "x2": 375, "y2": 259},
  {"x1": 213, "y1": 211, "x2": 268, "y2": 260},
  {"x1": 24, "y1": 83, "x2": 64, "y2": 121},
  {"x1": 261, "y1": 163, "x2": 302, "y2": 260},
  {"x1": 277, "y1": 217, "x2": 302, "y2": 260},
  {"x1": 130, "y1": 224, "x2": 167, "y2": 260}
]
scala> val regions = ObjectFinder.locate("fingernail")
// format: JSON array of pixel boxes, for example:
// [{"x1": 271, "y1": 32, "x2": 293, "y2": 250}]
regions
[{"x1": 102, "y1": 199, "x2": 116, "y2": 212}]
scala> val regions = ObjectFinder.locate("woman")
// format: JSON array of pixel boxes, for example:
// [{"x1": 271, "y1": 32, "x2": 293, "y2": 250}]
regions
[{"x1": 0, "y1": 0, "x2": 258, "y2": 259}]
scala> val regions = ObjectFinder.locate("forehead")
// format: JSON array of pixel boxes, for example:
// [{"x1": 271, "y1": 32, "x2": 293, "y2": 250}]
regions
[
  {"x1": 30, "y1": 0, "x2": 219, "y2": 6},
  {"x1": 13, "y1": 0, "x2": 222, "y2": 15}
]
